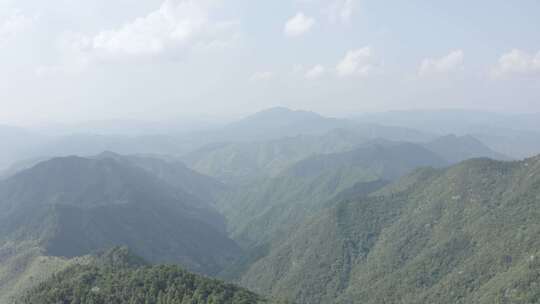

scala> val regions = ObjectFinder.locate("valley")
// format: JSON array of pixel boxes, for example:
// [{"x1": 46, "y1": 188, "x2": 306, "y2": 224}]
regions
[
  {"x1": 2, "y1": 1, "x2": 539, "y2": 302},
  {"x1": 0, "y1": 108, "x2": 538, "y2": 304}
]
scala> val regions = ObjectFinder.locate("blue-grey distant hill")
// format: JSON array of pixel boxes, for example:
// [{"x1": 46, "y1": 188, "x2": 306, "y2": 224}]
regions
[
  {"x1": 355, "y1": 110, "x2": 540, "y2": 158},
  {"x1": 0, "y1": 154, "x2": 239, "y2": 275}
]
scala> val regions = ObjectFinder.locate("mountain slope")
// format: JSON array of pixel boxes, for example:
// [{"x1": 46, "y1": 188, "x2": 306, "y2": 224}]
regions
[
  {"x1": 184, "y1": 126, "x2": 435, "y2": 186},
  {"x1": 183, "y1": 129, "x2": 369, "y2": 184},
  {"x1": 1, "y1": 152, "x2": 227, "y2": 204},
  {"x1": 19, "y1": 247, "x2": 282, "y2": 304},
  {"x1": 218, "y1": 141, "x2": 446, "y2": 248},
  {"x1": 0, "y1": 242, "x2": 90, "y2": 304},
  {"x1": 239, "y1": 156, "x2": 540, "y2": 304},
  {"x1": 285, "y1": 140, "x2": 445, "y2": 181},
  {"x1": 95, "y1": 152, "x2": 227, "y2": 204},
  {"x1": 355, "y1": 110, "x2": 540, "y2": 159},
  {"x1": 424, "y1": 134, "x2": 509, "y2": 163},
  {"x1": 0, "y1": 156, "x2": 240, "y2": 275},
  {"x1": 211, "y1": 107, "x2": 353, "y2": 142}
]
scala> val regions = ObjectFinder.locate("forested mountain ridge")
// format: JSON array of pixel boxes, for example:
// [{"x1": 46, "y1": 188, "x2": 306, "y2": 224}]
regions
[
  {"x1": 19, "y1": 247, "x2": 287, "y2": 304},
  {"x1": 423, "y1": 134, "x2": 509, "y2": 163},
  {"x1": 355, "y1": 110, "x2": 540, "y2": 159},
  {"x1": 285, "y1": 140, "x2": 446, "y2": 181},
  {"x1": 0, "y1": 155, "x2": 240, "y2": 275},
  {"x1": 182, "y1": 129, "x2": 368, "y2": 185},
  {"x1": 207, "y1": 107, "x2": 353, "y2": 143},
  {"x1": 1, "y1": 108, "x2": 344, "y2": 171},
  {"x1": 94, "y1": 151, "x2": 227, "y2": 205},
  {"x1": 183, "y1": 126, "x2": 500, "y2": 186},
  {"x1": 1, "y1": 152, "x2": 227, "y2": 204},
  {"x1": 0, "y1": 242, "x2": 91, "y2": 304},
  {"x1": 0, "y1": 108, "x2": 537, "y2": 304},
  {"x1": 217, "y1": 141, "x2": 446, "y2": 249},
  {"x1": 238, "y1": 156, "x2": 540, "y2": 304}
]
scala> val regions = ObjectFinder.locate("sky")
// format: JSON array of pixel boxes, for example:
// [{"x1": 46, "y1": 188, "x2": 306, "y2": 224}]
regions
[{"x1": 0, "y1": 0, "x2": 539, "y2": 125}]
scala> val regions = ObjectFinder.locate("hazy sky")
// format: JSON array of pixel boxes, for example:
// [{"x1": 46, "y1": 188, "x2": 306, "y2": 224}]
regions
[{"x1": 1, "y1": 0, "x2": 539, "y2": 125}]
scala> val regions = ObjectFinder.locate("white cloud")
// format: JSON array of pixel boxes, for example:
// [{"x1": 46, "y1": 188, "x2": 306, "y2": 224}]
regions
[
  {"x1": 336, "y1": 47, "x2": 377, "y2": 77},
  {"x1": 192, "y1": 21, "x2": 241, "y2": 51},
  {"x1": 492, "y1": 49, "x2": 540, "y2": 78},
  {"x1": 69, "y1": 0, "x2": 238, "y2": 58},
  {"x1": 418, "y1": 50, "x2": 464, "y2": 77},
  {"x1": 305, "y1": 64, "x2": 325, "y2": 79},
  {"x1": 284, "y1": 12, "x2": 315, "y2": 37},
  {"x1": 250, "y1": 71, "x2": 274, "y2": 81},
  {"x1": 33, "y1": 0, "x2": 238, "y2": 75},
  {"x1": 0, "y1": 10, "x2": 35, "y2": 43},
  {"x1": 326, "y1": 0, "x2": 356, "y2": 24}
]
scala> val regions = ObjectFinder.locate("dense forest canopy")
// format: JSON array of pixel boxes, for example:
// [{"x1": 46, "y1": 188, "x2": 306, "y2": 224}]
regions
[{"x1": 1, "y1": 108, "x2": 539, "y2": 304}]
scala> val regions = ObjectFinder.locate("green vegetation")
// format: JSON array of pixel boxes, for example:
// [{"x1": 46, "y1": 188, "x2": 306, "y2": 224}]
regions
[
  {"x1": 184, "y1": 127, "x2": 440, "y2": 185},
  {"x1": 0, "y1": 112, "x2": 536, "y2": 304},
  {"x1": 423, "y1": 134, "x2": 509, "y2": 163},
  {"x1": 0, "y1": 242, "x2": 91, "y2": 304},
  {"x1": 237, "y1": 156, "x2": 540, "y2": 304},
  {"x1": 183, "y1": 129, "x2": 367, "y2": 185},
  {"x1": 19, "y1": 248, "x2": 284, "y2": 304},
  {"x1": 95, "y1": 152, "x2": 227, "y2": 205},
  {"x1": 217, "y1": 141, "x2": 445, "y2": 248},
  {"x1": 0, "y1": 155, "x2": 240, "y2": 275}
]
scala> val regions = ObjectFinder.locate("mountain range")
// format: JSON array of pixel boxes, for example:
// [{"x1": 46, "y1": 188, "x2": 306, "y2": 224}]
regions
[
  {"x1": 237, "y1": 156, "x2": 540, "y2": 304},
  {"x1": 184, "y1": 129, "x2": 505, "y2": 185},
  {"x1": 0, "y1": 107, "x2": 538, "y2": 304},
  {"x1": 1, "y1": 108, "x2": 510, "y2": 173},
  {"x1": 0, "y1": 154, "x2": 239, "y2": 275},
  {"x1": 356, "y1": 110, "x2": 540, "y2": 159},
  {"x1": 19, "y1": 247, "x2": 283, "y2": 304},
  {"x1": 217, "y1": 140, "x2": 447, "y2": 250}
]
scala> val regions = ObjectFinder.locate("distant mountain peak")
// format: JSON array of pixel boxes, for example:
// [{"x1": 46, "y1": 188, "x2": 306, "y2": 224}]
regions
[
  {"x1": 425, "y1": 134, "x2": 509, "y2": 163},
  {"x1": 0, "y1": 154, "x2": 240, "y2": 274},
  {"x1": 198, "y1": 107, "x2": 352, "y2": 143}
]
